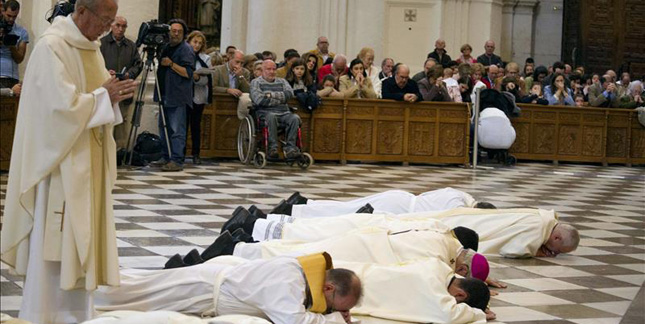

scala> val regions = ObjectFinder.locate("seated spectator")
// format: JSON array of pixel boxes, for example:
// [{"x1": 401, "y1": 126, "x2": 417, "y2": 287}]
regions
[
  {"x1": 243, "y1": 54, "x2": 258, "y2": 72},
  {"x1": 309, "y1": 36, "x2": 335, "y2": 69},
  {"x1": 358, "y1": 47, "x2": 382, "y2": 97},
  {"x1": 574, "y1": 94, "x2": 585, "y2": 107},
  {"x1": 253, "y1": 52, "x2": 264, "y2": 60},
  {"x1": 606, "y1": 70, "x2": 618, "y2": 83},
  {"x1": 456, "y1": 44, "x2": 477, "y2": 65},
  {"x1": 317, "y1": 54, "x2": 348, "y2": 84},
  {"x1": 564, "y1": 64, "x2": 573, "y2": 76},
  {"x1": 250, "y1": 60, "x2": 300, "y2": 159},
  {"x1": 575, "y1": 66, "x2": 585, "y2": 76},
  {"x1": 481, "y1": 65, "x2": 499, "y2": 89},
  {"x1": 276, "y1": 49, "x2": 300, "y2": 78},
  {"x1": 542, "y1": 61, "x2": 566, "y2": 87},
  {"x1": 470, "y1": 63, "x2": 487, "y2": 102},
  {"x1": 252, "y1": 60, "x2": 263, "y2": 80},
  {"x1": 458, "y1": 76, "x2": 473, "y2": 103},
  {"x1": 500, "y1": 76, "x2": 522, "y2": 103},
  {"x1": 211, "y1": 50, "x2": 252, "y2": 119},
  {"x1": 427, "y1": 39, "x2": 451, "y2": 67},
  {"x1": 442, "y1": 67, "x2": 462, "y2": 102},
  {"x1": 588, "y1": 74, "x2": 620, "y2": 108},
  {"x1": 495, "y1": 62, "x2": 525, "y2": 98},
  {"x1": 302, "y1": 52, "x2": 319, "y2": 85},
  {"x1": 379, "y1": 58, "x2": 394, "y2": 80},
  {"x1": 446, "y1": 61, "x2": 460, "y2": 74},
  {"x1": 521, "y1": 83, "x2": 548, "y2": 105},
  {"x1": 262, "y1": 50, "x2": 277, "y2": 61},
  {"x1": 418, "y1": 65, "x2": 450, "y2": 102},
  {"x1": 524, "y1": 65, "x2": 548, "y2": 94},
  {"x1": 522, "y1": 58, "x2": 535, "y2": 78},
  {"x1": 317, "y1": 74, "x2": 344, "y2": 98},
  {"x1": 285, "y1": 58, "x2": 319, "y2": 111},
  {"x1": 206, "y1": 48, "x2": 224, "y2": 66},
  {"x1": 382, "y1": 64, "x2": 422, "y2": 102},
  {"x1": 544, "y1": 72, "x2": 575, "y2": 106},
  {"x1": 569, "y1": 73, "x2": 583, "y2": 97},
  {"x1": 224, "y1": 45, "x2": 236, "y2": 62},
  {"x1": 617, "y1": 72, "x2": 631, "y2": 96},
  {"x1": 591, "y1": 73, "x2": 601, "y2": 85},
  {"x1": 0, "y1": 82, "x2": 21, "y2": 97},
  {"x1": 618, "y1": 81, "x2": 644, "y2": 108},
  {"x1": 339, "y1": 58, "x2": 377, "y2": 99},
  {"x1": 412, "y1": 57, "x2": 437, "y2": 82},
  {"x1": 476, "y1": 40, "x2": 502, "y2": 67}
]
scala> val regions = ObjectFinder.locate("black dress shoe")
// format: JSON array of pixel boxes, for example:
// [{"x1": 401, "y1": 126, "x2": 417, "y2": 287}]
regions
[
  {"x1": 164, "y1": 253, "x2": 186, "y2": 269},
  {"x1": 201, "y1": 231, "x2": 236, "y2": 261},
  {"x1": 193, "y1": 156, "x2": 202, "y2": 165},
  {"x1": 248, "y1": 205, "x2": 267, "y2": 219},
  {"x1": 270, "y1": 199, "x2": 293, "y2": 215},
  {"x1": 286, "y1": 192, "x2": 308, "y2": 205},
  {"x1": 183, "y1": 248, "x2": 204, "y2": 266},
  {"x1": 221, "y1": 206, "x2": 250, "y2": 234},
  {"x1": 231, "y1": 228, "x2": 255, "y2": 243},
  {"x1": 356, "y1": 203, "x2": 374, "y2": 214}
]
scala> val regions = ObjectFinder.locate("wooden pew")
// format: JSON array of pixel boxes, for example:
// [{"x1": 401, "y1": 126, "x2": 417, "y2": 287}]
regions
[
  {"x1": 199, "y1": 94, "x2": 471, "y2": 166},
  {"x1": 511, "y1": 104, "x2": 645, "y2": 166},
  {"x1": 0, "y1": 96, "x2": 19, "y2": 171}
]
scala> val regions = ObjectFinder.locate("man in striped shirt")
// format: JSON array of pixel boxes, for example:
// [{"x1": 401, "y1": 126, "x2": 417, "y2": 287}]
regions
[{"x1": 250, "y1": 60, "x2": 300, "y2": 159}]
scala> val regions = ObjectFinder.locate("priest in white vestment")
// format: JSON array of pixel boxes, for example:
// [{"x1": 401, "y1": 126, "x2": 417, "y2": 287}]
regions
[
  {"x1": 232, "y1": 227, "x2": 490, "y2": 281},
  {"x1": 408, "y1": 207, "x2": 580, "y2": 258},
  {"x1": 95, "y1": 254, "x2": 362, "y2": 324},
  {"x1": 81, "y1": 311, "x2": 272, "y2": 324},
  {"x1": 288, "y1": 188, "x2": 478, "y2": 218},
  {"x1": 95, "y1": 256, "x2": 490, "y2": 324},
  {"x1": 0, "y1": 1, "x2": 137, "y2": 323}
]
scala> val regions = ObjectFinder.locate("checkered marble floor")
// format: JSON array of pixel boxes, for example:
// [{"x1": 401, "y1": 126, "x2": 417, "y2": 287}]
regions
[{"x1": 1, "y1": 161, "x2": 644, "y2": 323}]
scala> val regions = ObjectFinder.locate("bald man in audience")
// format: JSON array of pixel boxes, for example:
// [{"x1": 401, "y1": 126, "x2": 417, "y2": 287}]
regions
[{"x1": 381, "y1": 64, "x2": 422, "y2": 102}]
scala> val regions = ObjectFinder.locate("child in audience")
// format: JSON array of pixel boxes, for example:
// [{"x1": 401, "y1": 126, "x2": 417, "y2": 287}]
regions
[
  {"x1": 521, "y1": 83, "x2": 548, "y2": 105},
  {"x1": 317, "y1": 74, "x2": 344, "y2": 98},
  {"x1": 574, "y1": 94, "x2": 585, "y2": 107}
]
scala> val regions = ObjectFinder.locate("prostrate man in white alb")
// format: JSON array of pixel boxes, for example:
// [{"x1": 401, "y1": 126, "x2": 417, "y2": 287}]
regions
[
  {"x1": 268, "y1": 187, "x2": 487, "y2": 218},
  {"x1": 0, "y1": 1, "x2": 137, "y2": 323},
  {"x1": 95, "y1": 253, "x2": 362, "y2": 324},
  {"x1": 82, "y1": 311, "x2": 271, "y2": 324}
]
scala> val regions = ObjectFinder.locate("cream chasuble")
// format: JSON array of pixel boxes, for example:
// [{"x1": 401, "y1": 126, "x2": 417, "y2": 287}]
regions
[{"x1": 1, "y1": 15, "x2": 121, "y2": 323}]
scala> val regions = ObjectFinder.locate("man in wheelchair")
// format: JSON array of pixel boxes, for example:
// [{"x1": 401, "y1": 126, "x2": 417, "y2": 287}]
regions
[{"x1": 250, "y1": 60, "x2": 302, "y2": 160}]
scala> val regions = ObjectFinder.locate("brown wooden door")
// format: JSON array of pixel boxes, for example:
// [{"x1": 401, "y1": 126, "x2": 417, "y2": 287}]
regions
[{"x1": 563, "y1": 0, "x2": 645, "y2": 79}]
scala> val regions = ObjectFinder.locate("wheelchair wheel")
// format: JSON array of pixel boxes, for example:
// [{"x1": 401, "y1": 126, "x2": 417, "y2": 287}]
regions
[
  {"x1": 298, "y1": 153, "x2": 314, "y2": 169},
  {"x1": 237, "y1": 116, "x2": 255, "y2": 164},
  {"x1": 253, "y1": 151, "x2": 267, "y2": 168}
]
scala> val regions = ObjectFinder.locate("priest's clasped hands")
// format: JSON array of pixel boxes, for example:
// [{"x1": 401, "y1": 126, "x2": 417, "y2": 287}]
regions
[{"x1": 103, "y1": 74, "x2": 139, "y2": 105}]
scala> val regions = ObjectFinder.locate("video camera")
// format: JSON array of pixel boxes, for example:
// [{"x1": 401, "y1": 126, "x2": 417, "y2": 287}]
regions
[
  {"x1": 136, "y1": 20, "x2": 170, "y2": 48},
  {"x1": 46, "y1": 0, "x2": 76, "y2": 24},
  {"x1": 0, "y1": 17, "x2": 19, "y2": 46}
]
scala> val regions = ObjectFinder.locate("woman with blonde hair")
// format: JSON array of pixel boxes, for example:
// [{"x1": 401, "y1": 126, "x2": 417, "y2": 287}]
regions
[
  {"x1": 186, "y1": 30, "x2": 212, "y2": 164},
  {"x1": 357, "y1": 47, "x2": 382, "y2": 97},
  {"x1": 469, "y1": 63, "x2": 487, "y2": 102}
]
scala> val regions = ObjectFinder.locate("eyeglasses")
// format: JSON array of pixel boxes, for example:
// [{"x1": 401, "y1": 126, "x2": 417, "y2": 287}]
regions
[{"x1": 85, "y1": 6, "x2": 115, "y2": 28}]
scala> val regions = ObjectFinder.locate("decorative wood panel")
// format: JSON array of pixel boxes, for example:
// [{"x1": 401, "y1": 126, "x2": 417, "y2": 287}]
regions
[
  {"x1": 0, "y1": 97, "x2": 19, "y2": 170},
  {"x1": 313, "y1": 119, "x2": 343, "y2": 154},
  {"x1": 345, "y1": 120, "x2": 373, "y2": 154},
  {"x1": 376, "y1": 121, "x2": 404, "y2": 155},
  {"x1": 408, "y1": 122, "x2": 435, "y2": 156}
]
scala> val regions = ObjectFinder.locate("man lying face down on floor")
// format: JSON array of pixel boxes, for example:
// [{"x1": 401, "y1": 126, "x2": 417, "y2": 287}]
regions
[
  {"x1": 95, "y1": 253, "x2": 363, "y2": 324},
  {"x1": 225, "y1": 195, "x2": 579, "y2": 259}
]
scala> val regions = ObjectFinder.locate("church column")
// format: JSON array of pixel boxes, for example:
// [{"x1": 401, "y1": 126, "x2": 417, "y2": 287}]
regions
[
  {"x1": 467, "y1": 0, "x2": 503, "y2": 59},
  {"x1": 221, "y1": 0, "x2": 248, "y2": 51},
  {"x1": 501, "y1": 0, "x2": 538, "y2": 63}
]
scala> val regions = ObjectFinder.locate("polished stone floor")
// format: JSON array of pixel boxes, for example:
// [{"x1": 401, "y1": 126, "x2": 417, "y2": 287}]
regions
[{"x1": 1, "y1": 161, "x2": 644, "y2": 323}]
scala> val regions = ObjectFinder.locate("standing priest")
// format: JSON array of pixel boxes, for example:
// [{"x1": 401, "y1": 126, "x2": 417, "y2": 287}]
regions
[{"x1": 0, "y1": 0, "x2": 137, "y2": 323}]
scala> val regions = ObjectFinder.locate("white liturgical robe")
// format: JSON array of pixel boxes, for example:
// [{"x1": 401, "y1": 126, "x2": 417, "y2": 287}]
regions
[
  {"x1": 94, "y1": 256, "x2": 347, "y2": 324},
  {"x1": 81, "y1": 311, "x2": 271, "y2": 324},
  {"x1": 0, "y1": 15, "x2": 121, "y2": 324},
  {"x1": 410, "y1": 207, "x2": 558, "y2": 258},
  {"x1": 291, "y1": 188, "x2": 477, "y2": 218},
  {"x1": 338, "y1": 258, "x2": 486, "y2": 324},
  {"x1": 234, "y1": 227, "x2": 463, "y2": 271}
]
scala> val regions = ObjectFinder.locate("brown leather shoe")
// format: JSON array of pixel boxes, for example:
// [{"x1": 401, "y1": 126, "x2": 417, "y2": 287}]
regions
[{"x1": 161, "y1": 161, "x2": 184, "y2": 172}]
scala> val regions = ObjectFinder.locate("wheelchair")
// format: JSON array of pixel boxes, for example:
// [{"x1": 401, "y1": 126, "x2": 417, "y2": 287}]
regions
[{"x1": 237, "y1": 108, "x2": 314, "y2": 169}]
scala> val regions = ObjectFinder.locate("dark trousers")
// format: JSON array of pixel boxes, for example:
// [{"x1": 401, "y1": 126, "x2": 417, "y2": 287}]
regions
[
  {"x1": 257, "y1": 110, "x2": 301, "y2": 151},
  {"x1": 187, "y1": 103, "x2": 205, "y2": 157},
  {"x1": 0, "y1": 78, "x2": 19, "y2": 88}
]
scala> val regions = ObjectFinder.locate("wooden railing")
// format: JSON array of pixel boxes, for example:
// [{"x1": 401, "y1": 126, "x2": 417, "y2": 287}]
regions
[
  {"x1": 510, "y1": 104, "x2": 645, "y2": 166},
  {"x1": 196, "y1": 95, "x2": 471, "y2": 165},
  {"x1": 2, "y1": 95, "x2": 643, "y2": 171}
]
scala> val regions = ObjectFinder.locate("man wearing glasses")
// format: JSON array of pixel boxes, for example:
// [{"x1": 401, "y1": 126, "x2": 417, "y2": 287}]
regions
[{"x1": 1, "y1": 0, "x2": 137, "y2": 323}]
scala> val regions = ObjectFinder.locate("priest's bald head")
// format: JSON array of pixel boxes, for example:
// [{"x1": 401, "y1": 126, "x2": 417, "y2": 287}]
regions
[
  {"x1": 324, "y1": 268, "x2": 363, "y2": 315},
  {"x1": 536, "y1": 223, "x2": 579, "y2": 257},
  {"x1": 73, "y1": 0, "x2": 118, "y2": 41},
  {"x1": 448, "y1": 277, "x2": 490, "y2": 312}
]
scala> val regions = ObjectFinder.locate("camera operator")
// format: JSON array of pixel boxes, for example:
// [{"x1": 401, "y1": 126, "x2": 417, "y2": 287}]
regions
[
  {"x1": 0, "y1": 0, "x2": 28, "y2": 89},
  {"x1": 100, "y1": 15, "x2": 142, "y2": 149},
  {"x1": 153, "y1": 18, "x2": 194, "y2": 172}
]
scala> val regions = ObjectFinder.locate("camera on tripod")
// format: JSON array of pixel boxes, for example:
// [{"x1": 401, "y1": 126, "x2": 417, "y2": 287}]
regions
[{"x1": 136, "y1": 20, "x2": 170, "y2": 48}]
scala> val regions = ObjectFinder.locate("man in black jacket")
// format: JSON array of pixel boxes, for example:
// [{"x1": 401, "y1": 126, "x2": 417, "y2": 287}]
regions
[
  {"x1": 382, "y1": 64, "x2": 423, "y2": 102},
  {"x1": 427, "y1": 39, "x2": 452, "y2": 68}
]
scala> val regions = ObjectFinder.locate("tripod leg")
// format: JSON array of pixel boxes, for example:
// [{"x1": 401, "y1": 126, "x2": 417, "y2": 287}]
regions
[
  {"x1": 124, "y1": 54, "x2": 151, "y2": 166},
  {"x1": 153, "y1": 68, "x2": 173, "y2": 162}
]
